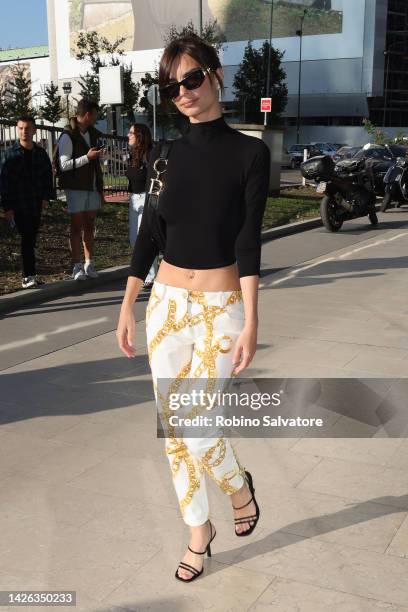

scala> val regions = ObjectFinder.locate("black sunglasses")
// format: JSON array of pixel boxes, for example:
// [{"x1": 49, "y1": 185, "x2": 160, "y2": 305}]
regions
[{"x1": 159, "y1": 67, "x2": 211, "y2": 100}]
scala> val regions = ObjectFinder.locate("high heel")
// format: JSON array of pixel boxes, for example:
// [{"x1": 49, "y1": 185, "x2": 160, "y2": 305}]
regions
[
  {"x1": 233, "y1": 470, "x2": 260, "y2": 537},
  {"x1": 175, "y1": 520, "x2": 216, "y2": 583}
]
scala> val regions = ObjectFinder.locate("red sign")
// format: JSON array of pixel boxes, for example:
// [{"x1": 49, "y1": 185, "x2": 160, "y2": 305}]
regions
[{"x1": 261, "y1": 98, "x2": 272, "y2": 112}]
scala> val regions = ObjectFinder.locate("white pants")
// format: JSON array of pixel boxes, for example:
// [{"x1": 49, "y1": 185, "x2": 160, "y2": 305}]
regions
[
  {"x1": 129, "y1": 193, "x2": 158, "y2": 283},
  {"x1": 146, "y1": 281, "x2": 246, "y2": 526}
]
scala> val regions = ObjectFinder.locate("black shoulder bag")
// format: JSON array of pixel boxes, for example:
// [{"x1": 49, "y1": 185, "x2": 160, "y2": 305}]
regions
[{"x1": 146, "y1": 141, "x2": 172, "y2": 253}]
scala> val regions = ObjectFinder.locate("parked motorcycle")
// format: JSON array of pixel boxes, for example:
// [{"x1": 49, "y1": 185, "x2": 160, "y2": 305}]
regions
[
  {"x1": 380, "y1": 157, "x2": 408, "y2": 212},
  {"x1": 300, "y1": 155, "x2": 378, "y2": 232},
  {"x1": 342, "y1": 145, "x2": 396, "y2": 197}
]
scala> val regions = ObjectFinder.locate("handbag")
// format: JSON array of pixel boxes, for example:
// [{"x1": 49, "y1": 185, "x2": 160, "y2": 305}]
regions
[{"x1": 146, "y1": 141, "x2": 172, "y2": 253}]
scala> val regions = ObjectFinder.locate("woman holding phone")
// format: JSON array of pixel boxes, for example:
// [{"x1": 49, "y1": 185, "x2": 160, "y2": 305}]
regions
[{"x1": 116, "y1": 35, "x2": 270, "y2": 583}]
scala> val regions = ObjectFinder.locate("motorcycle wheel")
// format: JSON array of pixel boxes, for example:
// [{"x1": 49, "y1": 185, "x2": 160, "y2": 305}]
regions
[
  {"x1": 368, "y1": 211, "x2": 378, "y2": 225},
  {"x1": 380, "y1": 190, "x2": 393, "y2": 212},
  {"x1": 320, "y1": 195, "x2": 344, "y2": 232}
]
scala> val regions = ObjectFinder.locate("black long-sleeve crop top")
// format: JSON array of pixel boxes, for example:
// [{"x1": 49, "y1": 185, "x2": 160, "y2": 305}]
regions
[{"x1": 129, "y1": 116, "x2": 270, "y2": 280}]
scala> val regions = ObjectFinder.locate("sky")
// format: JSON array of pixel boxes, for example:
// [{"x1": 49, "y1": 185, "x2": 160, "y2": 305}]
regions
[{"x1": 0, "y1": 0, "x2": 48, "y2": 49}]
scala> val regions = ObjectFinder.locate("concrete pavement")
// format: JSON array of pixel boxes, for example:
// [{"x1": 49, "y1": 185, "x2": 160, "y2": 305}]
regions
[
  {"x1": 1, "y1": 210, "x2": 408, "y2": 610},
  {"x1": 0, "y1": 168, "x2": 305, "y2": 315}
]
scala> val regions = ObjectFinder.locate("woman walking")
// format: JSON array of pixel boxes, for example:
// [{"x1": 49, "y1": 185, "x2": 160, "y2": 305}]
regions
[
  {"x1": 126, "y1": 123, "x2": 157, "y2": 288},
  {"x1": 117, "y1": 35, "x2": 270, "y2": 582}
]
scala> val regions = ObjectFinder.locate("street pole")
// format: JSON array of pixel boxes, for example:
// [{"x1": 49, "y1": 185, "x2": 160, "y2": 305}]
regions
[
  {"x1": 296, "y1": 10, "x2": 307, "y2": 144},
  {"x1": 62, "y1": 82, "x2": 72, "y2": 121},
  {"x1": 383, "y1": 50, "x2": 390, "y2": 128},
  {"x1": 199, "y1": 0, "x2": 203, "y2": 36},
  {"x1": 265, "y1": 0, "x2": 274, "y2": 127},
  {"x1": 111, "y1": 104, "x2": 117, "y2": 136}
]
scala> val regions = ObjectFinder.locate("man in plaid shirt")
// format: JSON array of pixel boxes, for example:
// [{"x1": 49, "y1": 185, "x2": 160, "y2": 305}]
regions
[{"x1": 1, "y1": 116, "x2": 54, "y2": 289}]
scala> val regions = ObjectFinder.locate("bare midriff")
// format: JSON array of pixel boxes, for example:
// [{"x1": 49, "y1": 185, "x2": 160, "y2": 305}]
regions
[{"x1": 155, "y1": 259, "x2": 242, "y2": 291}]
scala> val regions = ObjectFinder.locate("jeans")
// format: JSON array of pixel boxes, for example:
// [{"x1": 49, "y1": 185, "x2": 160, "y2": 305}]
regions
[
  {"x1": 129, "y1": 192, "x2": 158, "y2": 283},
  {"x1": 146, "y1": 280, "x2": 246, "y2": 526},
  {"x1": 14, "y1": 207, "x2": 42, "y2": 277}
]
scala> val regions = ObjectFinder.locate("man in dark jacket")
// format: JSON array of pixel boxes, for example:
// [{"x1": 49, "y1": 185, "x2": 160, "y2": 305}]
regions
[{"x1": 1, "y1": 116, "x2": 54, "y2": 289}]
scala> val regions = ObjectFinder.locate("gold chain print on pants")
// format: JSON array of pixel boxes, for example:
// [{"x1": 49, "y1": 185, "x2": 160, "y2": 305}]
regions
[
  {"x1": 158, "y1": 361, "x2": 202, "y2": 515},
  {"x1": 150, "y1": 289, "x2": 245, "y2": 517},
  {"x1": 199, "y1": 437, "x2": 244, "y2": 494},
  {"x1": 226, "y1": 290, "x2": 243, "y2": 306},
  {"x1": 189, "y1": 291, "x2": 232, "y2": 379}
]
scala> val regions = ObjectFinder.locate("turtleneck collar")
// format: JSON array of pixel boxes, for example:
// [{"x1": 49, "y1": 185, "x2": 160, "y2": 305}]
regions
[{"x1": 186, "y1": 116, "x2": 229, "y2": 142}]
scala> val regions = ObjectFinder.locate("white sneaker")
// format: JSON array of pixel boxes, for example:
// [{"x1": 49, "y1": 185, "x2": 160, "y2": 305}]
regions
[
  {"x1": 84, "y1": 262, "x2": 98, "y2": 278},
  {"x1": 22, "y1": 276, "x2": 37, "y2": 289},
  {"x1": 72, "y1": 264, "x2": 87, "y2": 281}
]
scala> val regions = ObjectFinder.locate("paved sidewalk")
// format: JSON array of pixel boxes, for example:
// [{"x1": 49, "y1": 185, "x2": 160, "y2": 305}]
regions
[{"x1": 1, "y1": 228, "x2": 408, "y2": 610}]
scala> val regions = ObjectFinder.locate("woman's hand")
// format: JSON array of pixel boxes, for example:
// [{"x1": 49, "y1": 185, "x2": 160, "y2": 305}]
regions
[
  {"x1": 116, "y1": 307, "x2": 136, "y2": 358},
  {"x1": 232, "y1": 321, "x2": 258, "y2": 375}
]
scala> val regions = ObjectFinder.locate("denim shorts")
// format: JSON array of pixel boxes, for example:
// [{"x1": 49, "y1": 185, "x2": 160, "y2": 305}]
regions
[{"x1": 65, "y1": 190, "x2": 102, "y2": 214}]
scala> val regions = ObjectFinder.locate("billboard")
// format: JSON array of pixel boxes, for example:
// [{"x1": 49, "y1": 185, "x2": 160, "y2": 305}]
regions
[{"x1": 68, "y1": 0, "x2": 344, "y2": 53}]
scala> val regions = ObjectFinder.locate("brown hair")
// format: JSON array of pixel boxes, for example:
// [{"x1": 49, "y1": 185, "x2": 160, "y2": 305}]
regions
[
  {"x1": 76, "y1": 99, "x2": 100, "y2": 117},
  {"x1": 129, "y1": 123, "x2": 152, "y2": 167},
  {"x1": 158, "y1": 35, "x2": 223, "y2": 109},
  {"x1": 17, "y1": 115, "x2": 36, "y2": 127}
]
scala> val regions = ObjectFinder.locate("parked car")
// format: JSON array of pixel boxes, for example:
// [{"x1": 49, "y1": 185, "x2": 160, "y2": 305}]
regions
[
  {"x1": 310, "y1": 142, "x2": 338, "y2": 158},
  {"x1": 333, "y1": 146, "x2": 360, "y2": 162},
  {"x1": 282, "y1": 146, "x2": 303, "y2": 169},
  {"x1": 388, "y1": 144, "x2": 408, "y2": 158},
  {"x1": 329, "y1": 143, "x2": 348, "y2": 150},
  {"x1": 352, "y1": 144, "x2": 394, "y2": 161},
  {"x1": 287, "y1": 143, "x2": 322, "y2": 161}
]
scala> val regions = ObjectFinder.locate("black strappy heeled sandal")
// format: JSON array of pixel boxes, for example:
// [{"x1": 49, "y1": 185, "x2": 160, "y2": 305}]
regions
[
  {"x1": 233, "y1": 470, "x2": 260, "y2": 537},
  {"x1": 175, "y1": 520, "x2": 217, "y2": 583}
]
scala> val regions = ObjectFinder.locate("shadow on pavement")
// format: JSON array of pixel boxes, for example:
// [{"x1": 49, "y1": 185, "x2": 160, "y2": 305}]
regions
[
  {"x1": 0, "y1": 356, "x2": 153, "y2": 425},
  {"x1": 2, "y1": 293, "x2": 150, "y2": 320},
  {"x1": 210, "y1": 493, "x2": 408, "y2": 576},
  {"x1": 262, "y1": 256, "x2": 408, "y2": 289}
]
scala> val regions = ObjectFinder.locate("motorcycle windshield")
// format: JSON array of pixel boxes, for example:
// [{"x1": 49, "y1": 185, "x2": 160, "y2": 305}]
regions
[{"x1": 384, "y1": 165, "x2": 399, "y2": 183}]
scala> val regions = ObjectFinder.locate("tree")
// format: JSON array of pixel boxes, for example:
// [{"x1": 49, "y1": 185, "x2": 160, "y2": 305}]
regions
[
  {"x1": 139, "y1": 20, "x2": 224, "y2": 135},
  {"x1": 138, "y1": 71, "x2": 179, "y2": 137},
  {"x1": 0, "y1": 86, "x2": 10, "y2": 119},
  {"x1": 233, "y1": 41, "x2": 288, "y2": 124},
  {"x1": 77, "y1": 71, "x2": 100, "y2": 107},
  {"x1": 362, "y1": 118, "x2": 408, "y2": 145},
  {"x1": 122, "y1": 64, "x2": 140, "y2": 122},
  {"x1": 4, "y1": 64, "x2": 34, "y2": 120},
  {"x1": 163, "y1": 19, "x2": 225, "y2": 51},
  {"x1": 74, "y1": 30, "x2": 139, "y2": 120},
  {"x1": 39, "y1": 82, "x2": 63, "y2": 125}
]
